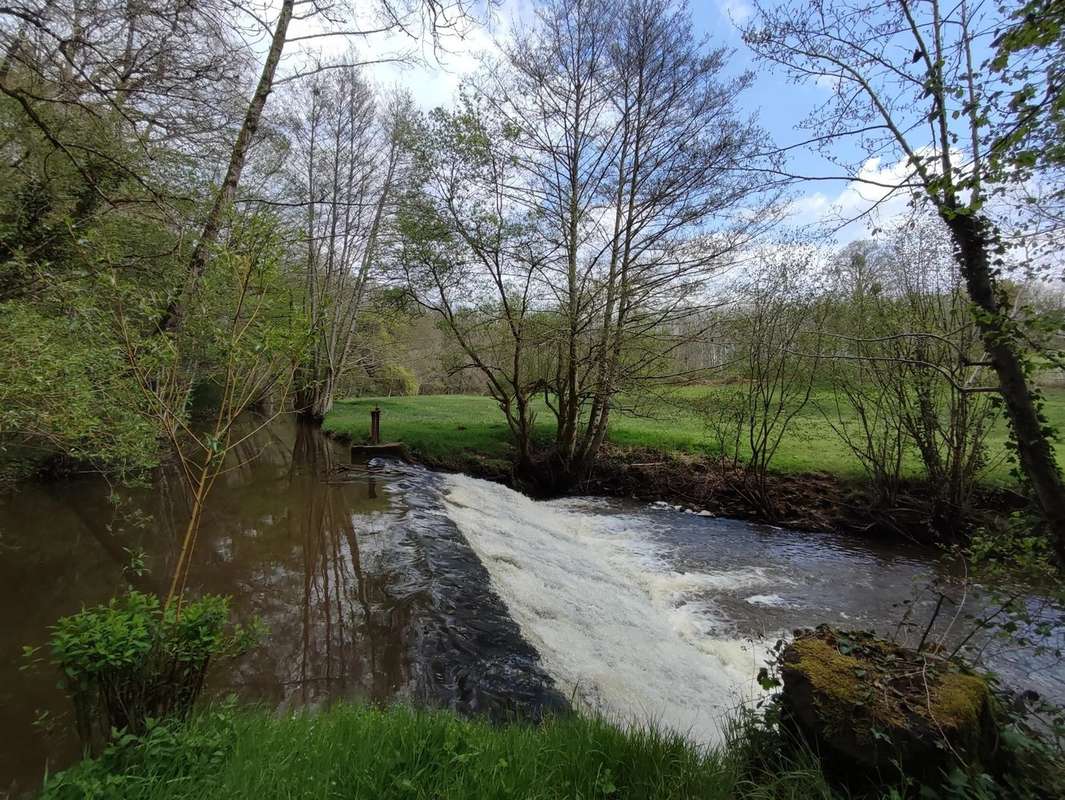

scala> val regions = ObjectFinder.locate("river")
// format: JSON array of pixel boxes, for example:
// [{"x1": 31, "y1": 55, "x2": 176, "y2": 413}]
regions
[{"x1": 1, "y1": 419, "x2": 1061, "y2": 795}]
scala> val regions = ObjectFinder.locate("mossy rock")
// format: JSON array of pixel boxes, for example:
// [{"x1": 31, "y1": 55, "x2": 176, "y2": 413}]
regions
[{"x1": 779, "y1": 625, "x2": 998, "y2": 786}]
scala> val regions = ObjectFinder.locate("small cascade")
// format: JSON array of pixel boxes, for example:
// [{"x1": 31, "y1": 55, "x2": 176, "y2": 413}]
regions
[{"x1": 442, "y1": 473, "x2": 768, "y2": 746}]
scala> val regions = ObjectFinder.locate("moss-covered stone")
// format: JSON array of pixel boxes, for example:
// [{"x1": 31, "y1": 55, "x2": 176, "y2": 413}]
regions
[
  {"x1": 779, "y1": 625, "x2": 996, "y2": 788},
  {"x1": 934, "y1": 672, "x2": 989, "y2": 728}
]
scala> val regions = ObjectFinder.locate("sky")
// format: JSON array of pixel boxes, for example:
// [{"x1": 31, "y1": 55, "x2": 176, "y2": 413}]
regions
[{"x1": 283, "y1": 0, "x2": 919, "y2": 246}]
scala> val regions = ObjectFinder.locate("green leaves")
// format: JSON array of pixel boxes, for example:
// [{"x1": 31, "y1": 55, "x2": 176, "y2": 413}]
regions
[
  {"x1": 0, "y1": 299, "x2": 161, "y2": 479},
  {"x1": 50, "y1": 592, "x2": 159, "y2": 681},
  {"x1": 45, "y1": 591, "x2": 266, "y2": 745}
]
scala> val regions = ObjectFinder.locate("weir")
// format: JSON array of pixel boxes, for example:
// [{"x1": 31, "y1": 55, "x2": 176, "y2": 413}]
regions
[{"x1": 442, "y1": 474, "x2": 767, "y2": 744}]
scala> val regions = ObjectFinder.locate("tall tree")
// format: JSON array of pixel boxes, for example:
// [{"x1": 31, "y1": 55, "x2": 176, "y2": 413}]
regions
[
  {"x1": 157, "y1": 0, "x2": 479, "y2": 335},
  {"x1": 574, "y1": 0, "x2": 773, "y2": 470},
  {"x1": 744, "y1": 0, "x2": 1065, "y2": 562},
  {"x1": 401, "y1": 0, "x2": 774, "y2": 486},
  {"x1": 286, "y1": 69, "x2": 410, "y2": 418},
  {"x1": 397, "y1": 98, "x2": 546, "y2": 469},
  {"x1": 157, "y1": 0, "x2": 296, "y2": 334}
]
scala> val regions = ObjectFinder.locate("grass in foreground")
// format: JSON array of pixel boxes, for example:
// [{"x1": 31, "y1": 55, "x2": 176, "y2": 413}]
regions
[
  {"x1": 323, "y1": 387, "x2": 1065, "y2": 484},
  {"x1": 40, "y1": 704, "x2": 838, "y2": 800}
]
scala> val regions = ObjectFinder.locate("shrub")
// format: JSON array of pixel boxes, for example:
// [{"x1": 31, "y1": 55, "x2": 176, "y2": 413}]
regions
[
  {"x1": 49, "y1": 592, "x2": 262, "y2": 750},
  {"x1": 356, "y1": 363, "x2": 420, "y2": 397}
]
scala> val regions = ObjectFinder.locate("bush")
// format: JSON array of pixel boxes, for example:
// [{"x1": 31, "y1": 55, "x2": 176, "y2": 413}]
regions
[
  {"x1": 356, "y1": 363, "x2": 420, "y2": 397},
  {"x1": 41, "y1": 708, "x2": 236, "y2": 800},
  {"x1": 48, "y1": 592, "x2": 262, "y2": 750}
]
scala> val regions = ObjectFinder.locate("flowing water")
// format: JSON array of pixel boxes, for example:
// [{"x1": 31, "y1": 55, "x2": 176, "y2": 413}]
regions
[{"x1": 0, "y1": 419, "x2": 1061, "y2": 795}]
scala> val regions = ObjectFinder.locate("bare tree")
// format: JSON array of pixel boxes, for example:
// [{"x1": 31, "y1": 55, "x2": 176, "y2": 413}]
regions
[
  {"x1": 888, "y1": 221, "x2": 998, "y2": 516},
  {"x1": 822, "y1": 219, "x2": 999, "y2": 521},
  {"x1": 744, "y1": 0, "x2": 1065, "y2": 561},
  {"x1": 401, "y1": 0, "x2": 775, "y2": 487},
  {"x1": 397, "y1": 98, "x2": 546, "y2": 469},
  {"x1": 156, "y1": 0, "x2": 480, "y2": 335},
  {"x1": 570, "y1": 0, "x2": 777, "y2": 473},
  {"x1": 699, "y1": 246, "x2": 825, "y2": 516},
  {"x1": 284, "y1": 67, "x2": 409, "y2": 418},
  {"x1": 821, "y1": 242, "x2": 909, "y2": 507}
]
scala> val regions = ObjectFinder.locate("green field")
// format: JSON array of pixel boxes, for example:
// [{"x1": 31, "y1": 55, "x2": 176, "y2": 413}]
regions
[
  {"x1": 41, "y1": 704, "x2": 834, "y2": 800},
  {"x1": 323, "y1": 386, "x2": 1065, "y2": 484}
]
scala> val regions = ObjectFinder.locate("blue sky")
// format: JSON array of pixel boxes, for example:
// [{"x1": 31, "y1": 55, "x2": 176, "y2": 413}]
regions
[{"x1": 293, "y1": 0, "x2": 912, "y2": 244}]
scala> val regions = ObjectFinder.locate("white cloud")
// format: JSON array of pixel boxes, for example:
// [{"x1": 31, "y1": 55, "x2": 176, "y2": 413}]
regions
[
  {"x1": 787, "y1": 153, "x2": 925, "y2": 243},
  {"x1": 717, "y1": 0, "x2": 753, "y2": 24},
  {"x1": 277, "y1": 0, "x2": 522, "y2": 111}
]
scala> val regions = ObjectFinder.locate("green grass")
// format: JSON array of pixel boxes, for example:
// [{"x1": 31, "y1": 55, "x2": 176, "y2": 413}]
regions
[
  {"x1": 40, "y1": 704, "x2": 838, "y2": 800},
  {"x1": 324, "y1": 394, "x2": 530, "y2": 464},
  {"x1": 323, "y1": 387, "x2": 1065, "y2": 484}
]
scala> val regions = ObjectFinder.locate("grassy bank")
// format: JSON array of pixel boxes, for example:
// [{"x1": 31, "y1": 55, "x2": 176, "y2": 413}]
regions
[
  {"x1": 322, "y1": 387, "x2": 1065, "y2": 485},
  {"x1": 40, "y1": 704, "x2": 836, "y2": 800}
]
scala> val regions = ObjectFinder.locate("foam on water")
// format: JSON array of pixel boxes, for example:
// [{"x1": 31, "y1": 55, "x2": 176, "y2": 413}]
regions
[{"x1": 441, "y1": 473, "x2": 768, "y2": 746}]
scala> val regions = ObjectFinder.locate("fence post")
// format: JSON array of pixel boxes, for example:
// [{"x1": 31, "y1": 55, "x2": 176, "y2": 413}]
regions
[{"x1": 370, "y1": 406, "x2": 381, "y2": 445}]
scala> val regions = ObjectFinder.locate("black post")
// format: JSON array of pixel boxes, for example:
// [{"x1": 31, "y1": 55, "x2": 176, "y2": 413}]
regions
[{"x1": 370, "y1": 406, "x2": 381, "y2": 445}]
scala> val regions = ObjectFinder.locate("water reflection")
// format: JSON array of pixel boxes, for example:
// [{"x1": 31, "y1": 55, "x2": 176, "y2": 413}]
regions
[
  {"x1": 0, "y1": 419, "x2": 415, "y2": 794},
  {"x1": 202, "y1": 421, "x2": 411, "y2": 709},
  {"x1": 1, "y1": 417, "x2": 574, "y2": 795}
]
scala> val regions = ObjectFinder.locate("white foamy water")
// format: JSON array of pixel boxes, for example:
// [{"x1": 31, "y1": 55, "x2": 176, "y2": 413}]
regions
[{"x1": 441, "y1": 473, "x2": 768, "y2": 746}]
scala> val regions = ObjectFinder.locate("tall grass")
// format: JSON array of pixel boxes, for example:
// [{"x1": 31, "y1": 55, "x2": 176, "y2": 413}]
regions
[{"x1": 41, "y1": 704, "x2": 840, "y2": 800}]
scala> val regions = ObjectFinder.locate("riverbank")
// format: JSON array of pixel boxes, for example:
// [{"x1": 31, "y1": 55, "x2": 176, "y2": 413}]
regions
[
  {"x1": 39, "y1": 703, "x2": 834, "y2": 799},
  {"x1": 582, "y1": 447, "x2": 1028, "y2": 542},
  {"x1": 323, "y1": 395, "x2": 1030, "y2": 543}
]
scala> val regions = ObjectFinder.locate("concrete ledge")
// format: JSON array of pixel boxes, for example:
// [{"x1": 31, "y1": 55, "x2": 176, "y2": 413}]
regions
[{"x1": 349, "y1": 442, "x2": 406, "y2": 458}]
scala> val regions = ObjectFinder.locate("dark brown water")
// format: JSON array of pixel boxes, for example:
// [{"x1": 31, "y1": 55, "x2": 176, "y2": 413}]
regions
[{"x1": 0, "y1": 419, "x2": 562, "y2": 796}]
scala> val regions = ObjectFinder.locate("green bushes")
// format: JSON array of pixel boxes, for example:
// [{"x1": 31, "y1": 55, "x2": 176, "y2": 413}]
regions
[
  {"x1": 355, "y1": 363, "x2": 420, "y2": 397},
  {"x1": 48, "y1": 592, "x2": 262, "y2": 750}
]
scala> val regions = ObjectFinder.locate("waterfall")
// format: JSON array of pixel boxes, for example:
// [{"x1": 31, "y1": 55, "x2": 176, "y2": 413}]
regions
[{"x1": 441, "y1": 473, "x2": 769, "y2": 745}]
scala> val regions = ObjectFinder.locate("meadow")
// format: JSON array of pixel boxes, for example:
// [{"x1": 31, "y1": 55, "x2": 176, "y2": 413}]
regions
[{"x1": 323, "y1": 386, "x2": 1065, "y2": 485}]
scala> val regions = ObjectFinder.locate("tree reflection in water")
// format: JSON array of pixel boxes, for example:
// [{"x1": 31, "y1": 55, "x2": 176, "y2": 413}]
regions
[
  {"x1": 191, "y1": 418, "x2": 415, "y2": 709},
  {"x1": 0, "y1": 418, "x2": 417, "y2": 792},
  {"x1": 0, "y1": 417, "x2": 566, "y2": 794}
]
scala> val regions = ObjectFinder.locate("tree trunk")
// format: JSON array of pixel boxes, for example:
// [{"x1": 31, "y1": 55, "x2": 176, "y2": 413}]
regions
[
  {"x1": 947, "y1": 212, "x2": 1065, "y2": 562},
  {"x1": 157, "y1": 0, "x2": 295, "y2": 334},
  {"x1": 313, "y1": 371, "x2": 336, "y2": 419}
]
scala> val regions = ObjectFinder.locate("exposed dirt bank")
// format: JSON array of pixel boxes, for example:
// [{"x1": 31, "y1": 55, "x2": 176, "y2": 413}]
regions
[{"x1": 577, "y1": 447, "x2": 1028, "y2": 545}]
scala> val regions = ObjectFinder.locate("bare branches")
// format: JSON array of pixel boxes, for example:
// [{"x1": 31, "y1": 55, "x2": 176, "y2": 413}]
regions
[
  {"x1": 743, "y1": 0, "x2": 1065, "y2": 559},
  {"x1": 396, "y1": 0, "x2": 775, "y2": 483},
  {"x1": 282, "y1": 65, "x2": 410, "y2": 418}
]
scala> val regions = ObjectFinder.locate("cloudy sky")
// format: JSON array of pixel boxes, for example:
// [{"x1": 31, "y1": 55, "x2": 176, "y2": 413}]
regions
[{"x1": 284, "y1": 0, "x2": 917, "y2": 245}]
